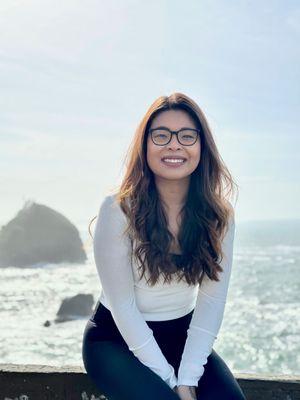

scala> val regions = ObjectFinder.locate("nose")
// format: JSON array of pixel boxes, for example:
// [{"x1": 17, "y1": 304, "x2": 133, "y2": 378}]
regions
[{"x1": 167, "y1": 132, "x2": 182, "y2": 148}]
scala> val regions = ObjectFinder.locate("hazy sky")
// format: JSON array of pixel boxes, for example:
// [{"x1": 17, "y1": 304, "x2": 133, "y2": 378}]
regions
[{"x1": 0, "y1": 0, "x2": 299, "y2": 230}]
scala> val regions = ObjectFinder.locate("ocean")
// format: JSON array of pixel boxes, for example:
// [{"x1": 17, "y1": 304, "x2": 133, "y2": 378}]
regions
[{"x1": 0, "y1": 219, "x2": 299, "y2": 376}]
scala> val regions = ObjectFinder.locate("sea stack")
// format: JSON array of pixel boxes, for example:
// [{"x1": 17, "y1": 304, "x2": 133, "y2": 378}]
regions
[{"x1": 0, "y1": 200, "x2": 87, "y2": 267}]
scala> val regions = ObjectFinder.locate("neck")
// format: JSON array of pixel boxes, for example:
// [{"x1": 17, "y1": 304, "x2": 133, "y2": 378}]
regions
[{"x1": 155, "y1": 176, "x2": 190, "y2": 212}]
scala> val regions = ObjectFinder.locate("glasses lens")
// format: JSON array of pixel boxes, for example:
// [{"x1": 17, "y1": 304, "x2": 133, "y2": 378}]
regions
[
  {"x1": 151, "y1": 128, "x2": 198, "y2": 145},
  {"x1": 178, "y1": 129, "x2": 198, "y2": 145},
  {"x1": 151, "y1": 129, "x2": 171, "y2": 145}
]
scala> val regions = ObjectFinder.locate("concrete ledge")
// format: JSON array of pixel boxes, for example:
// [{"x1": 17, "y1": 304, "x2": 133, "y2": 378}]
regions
[{"x1": 0, "y1": 364, "x2": 300, "y2": 400}]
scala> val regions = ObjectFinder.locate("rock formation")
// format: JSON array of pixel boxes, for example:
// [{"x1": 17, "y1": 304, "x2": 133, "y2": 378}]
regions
[
  {"x1": 55, "y1": 293, "x2": 94, "y2": 323},
  {"x1": 0, "y1": 200, "x2": 87, "y2": 267}
]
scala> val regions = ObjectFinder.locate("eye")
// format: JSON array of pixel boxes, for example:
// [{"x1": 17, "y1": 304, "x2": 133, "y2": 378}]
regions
[{"x1": 152, "y1": 129, "x2": 169, "y2": 139}]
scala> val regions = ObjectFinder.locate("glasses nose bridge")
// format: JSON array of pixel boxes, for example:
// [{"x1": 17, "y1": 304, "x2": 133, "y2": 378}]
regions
[{"x1": 169, "y1": 129, "x2": 181, "y2": 145}]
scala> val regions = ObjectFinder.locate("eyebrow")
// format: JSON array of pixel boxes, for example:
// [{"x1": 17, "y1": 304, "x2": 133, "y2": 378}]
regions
[{"x1": 150, "y1": 125, "x2": 197, "y2": 130}]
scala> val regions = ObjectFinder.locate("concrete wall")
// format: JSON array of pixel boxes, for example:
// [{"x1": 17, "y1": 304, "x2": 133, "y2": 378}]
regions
[{"x1": 0, "y1": 364, "x2": 299, "y2": 400}]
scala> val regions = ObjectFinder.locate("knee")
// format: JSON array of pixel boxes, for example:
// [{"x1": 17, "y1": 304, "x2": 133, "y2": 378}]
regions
[
  {"x1": 237, "y1": 391, "x2": 247, "y2": 400},
  {"x1": 81, "y1": 339, "x2": 94, "y2": 376},
  {"x1": 201, "y1": 380, "x2": 246, "y2": 400},
  {"x1": 82, "y1": 337, "x2": 106, "y2": 377},
  {"x1": 226, "y1": 387, "x2": 247, "y2": 400}
]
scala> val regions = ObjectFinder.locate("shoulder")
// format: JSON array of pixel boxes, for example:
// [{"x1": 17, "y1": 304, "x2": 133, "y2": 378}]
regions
[
  {"x1": 98, "y1": 193, "x2": 127, "y2": 224},
  {"x1": 97, "y1": 191, "x2": 117, "y2": 209},
  {"x1": 219, "y1": 200, "x2": 235, "y2": 242},
  {"x1": 224, "y1": 199, "x2": 235, "y2": 224},
  {"x1": 101, "y1": 193, "x2": 118, "y2": 209}
]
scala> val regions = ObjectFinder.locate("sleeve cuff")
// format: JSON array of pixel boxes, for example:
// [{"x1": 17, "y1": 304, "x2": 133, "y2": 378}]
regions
[
  {"x1": 165, "y1": 366, "x2": 178, "y2": 389},
  {"x1": 177, "y1": 364, "x2": 204, "y2": 387}
]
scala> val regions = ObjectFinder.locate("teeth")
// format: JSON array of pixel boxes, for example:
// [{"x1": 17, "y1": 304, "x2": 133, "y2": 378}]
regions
[{"x1": 163, "y1": 159, "x2": 184, "y2": 163}]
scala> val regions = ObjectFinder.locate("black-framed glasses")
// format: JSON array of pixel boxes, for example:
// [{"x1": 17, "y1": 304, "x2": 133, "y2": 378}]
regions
[{"x1": 149, "y1": 127, "x2": 200, "y2": 146}]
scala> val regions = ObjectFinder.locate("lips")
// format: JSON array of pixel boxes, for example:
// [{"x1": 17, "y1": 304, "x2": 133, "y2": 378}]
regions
[
  {"x1": 161, "y1": 156, "x2": 187, "y2": 167},
  {"x1": 161, "y1": 156, "x2": 187, "y2": 161}
]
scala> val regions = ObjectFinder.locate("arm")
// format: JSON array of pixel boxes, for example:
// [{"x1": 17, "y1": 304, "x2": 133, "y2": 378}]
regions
[
  {"x1": 177, "y1": 209, "x2": 236, "y2": 387},
  {"x1": 93, "y1": 194, "x2": 177, "y2": 389}
]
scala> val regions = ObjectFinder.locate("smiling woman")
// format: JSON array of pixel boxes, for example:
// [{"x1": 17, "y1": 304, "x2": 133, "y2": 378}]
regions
[
  {"x1": 82, "y1": 92, "x2": 245, "y2": 400},
  {"x1": 146, "y1": 109, "x2": 201, "y2": 194}
]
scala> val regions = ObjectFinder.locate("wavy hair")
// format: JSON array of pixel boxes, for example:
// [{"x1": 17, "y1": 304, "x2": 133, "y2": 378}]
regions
[{"x1": 89, "y1": 92, "x2": 239, "y2": 287}]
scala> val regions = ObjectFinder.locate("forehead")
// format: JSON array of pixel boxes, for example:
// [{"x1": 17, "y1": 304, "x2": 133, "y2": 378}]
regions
[{"x1": 150, "y1": 109, "x2": 197, "y2": 130}]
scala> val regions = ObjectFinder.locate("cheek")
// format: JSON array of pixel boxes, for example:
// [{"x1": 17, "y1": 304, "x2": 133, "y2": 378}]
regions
[
  {"x1": 146, "y1": 139, "x2": 152, "y2": 160},
  {"x1": 147, "y1": 138, "x2": 160, "y2": 155},
  {"x1": 189, "y1": 143, "x2": 201, "y2": 162},
  {"x1": 146, "y1": 140, "x2": 160, "y2": 166}
]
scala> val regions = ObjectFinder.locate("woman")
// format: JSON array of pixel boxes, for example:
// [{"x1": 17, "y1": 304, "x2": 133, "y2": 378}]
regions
[{"x1": 82, "y1": 92, "x2": 246, "y2": 400}]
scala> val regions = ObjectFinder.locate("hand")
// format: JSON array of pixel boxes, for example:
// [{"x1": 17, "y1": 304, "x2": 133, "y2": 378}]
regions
[{"x1": 175, "y1": 385, "x2": 197, "y2": 400}]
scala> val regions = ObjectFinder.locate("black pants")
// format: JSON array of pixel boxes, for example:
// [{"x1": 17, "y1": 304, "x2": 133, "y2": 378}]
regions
[{"x1": 82, "y1": 301, "x2": 246, "y2": 400}]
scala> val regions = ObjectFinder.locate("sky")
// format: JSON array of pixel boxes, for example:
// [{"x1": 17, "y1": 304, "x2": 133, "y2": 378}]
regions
[{"x1": 0, "y1": 0, "x2": 299, "y2": 231}]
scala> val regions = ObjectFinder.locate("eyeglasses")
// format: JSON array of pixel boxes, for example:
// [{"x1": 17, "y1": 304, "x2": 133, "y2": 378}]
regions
[{"x1": 149, "y1": 127, "x2": 200, "y2": 146}]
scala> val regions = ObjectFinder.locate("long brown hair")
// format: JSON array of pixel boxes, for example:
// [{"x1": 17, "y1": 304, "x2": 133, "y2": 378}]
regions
[{"x1": 89, "y1": 92, "x2": 239, "y2": 287}]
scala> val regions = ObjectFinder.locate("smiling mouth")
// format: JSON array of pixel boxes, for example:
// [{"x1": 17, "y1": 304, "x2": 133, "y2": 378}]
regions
[{"x1": 161, "y1": 158, "x2": 187, "y2": 166}]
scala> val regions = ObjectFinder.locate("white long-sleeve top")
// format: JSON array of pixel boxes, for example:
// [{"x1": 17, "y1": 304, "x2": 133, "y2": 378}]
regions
[{"x1": 93, "y1": 193, "x2": 235, "y2": 389}]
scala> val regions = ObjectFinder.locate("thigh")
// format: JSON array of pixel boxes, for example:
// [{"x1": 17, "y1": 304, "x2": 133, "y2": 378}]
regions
[
  {"x1": 82, "y1": 324, "x2": 180, "y2": 400},
  {"x1": 196, "y1": 349, "x2": 246, "y2": 400}
]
